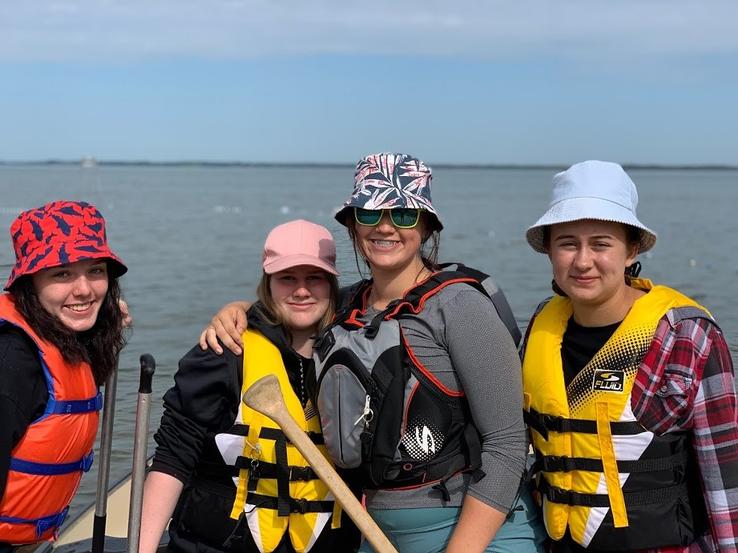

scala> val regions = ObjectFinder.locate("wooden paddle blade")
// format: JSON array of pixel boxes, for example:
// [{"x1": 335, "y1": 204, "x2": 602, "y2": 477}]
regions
[
  {"x1": 240, "y1": 373, "x2": 399, "y2": 553},
  {"x1": 242, "y1": 374, "x2": 287, "y2": 422}
]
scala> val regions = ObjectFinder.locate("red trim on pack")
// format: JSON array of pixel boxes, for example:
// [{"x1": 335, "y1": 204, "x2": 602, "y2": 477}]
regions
[
  {"x1": 402, "y1": 333, "x2": 464, "y2": 398},
  {"x1": 344, "y1": 309, "x2": 365, "y2": 328},
  {"x1": 343, "y1": 286, "x2": 373, "y2": 327},
  {"x1": 384, "y1": 277, "x2": 479, "y2": 320},
  {"x1": 373, "y1": 468, "x2": 468, "y2": 491}
]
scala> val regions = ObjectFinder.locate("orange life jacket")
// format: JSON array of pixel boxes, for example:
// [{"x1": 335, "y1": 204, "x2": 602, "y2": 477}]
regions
[{"x1": 0, "y1": 294, "x2": 101, "y2": 544}]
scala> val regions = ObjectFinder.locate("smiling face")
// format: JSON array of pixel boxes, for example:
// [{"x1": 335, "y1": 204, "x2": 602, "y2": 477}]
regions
[
  {"x1": 31, "y1": 259, "x2": 110, "y2": 332},
  {"x1": 548, "y1": 219, "x2": 640, "y2": 322},
  {"x1": 269, "y1": 265, "x2": 332, "y2": 333},
  {"x1": 353, "y1": 210, "x2": 426, "y2": 280}
]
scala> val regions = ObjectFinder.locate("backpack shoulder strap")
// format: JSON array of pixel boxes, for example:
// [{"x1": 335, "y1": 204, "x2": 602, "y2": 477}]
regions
[{"x1": 388, "y1": 263, "x2": 522, "y2": 347}]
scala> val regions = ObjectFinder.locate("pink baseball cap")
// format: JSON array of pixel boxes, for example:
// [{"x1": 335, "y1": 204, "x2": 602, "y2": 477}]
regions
[{"x1": 262, "y1": 220, "x2": 339, "y2": 276}]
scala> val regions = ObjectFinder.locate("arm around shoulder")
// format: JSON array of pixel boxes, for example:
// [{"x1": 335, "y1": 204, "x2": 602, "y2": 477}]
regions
[{"x1": 198, "y1": 301, "x2": 251, "y2": 355}]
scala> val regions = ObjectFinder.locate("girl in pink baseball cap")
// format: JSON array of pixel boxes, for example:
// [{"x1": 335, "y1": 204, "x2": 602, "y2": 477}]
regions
[{"x1": 140, "y1": 220, "x2": 361, "y2": 553}]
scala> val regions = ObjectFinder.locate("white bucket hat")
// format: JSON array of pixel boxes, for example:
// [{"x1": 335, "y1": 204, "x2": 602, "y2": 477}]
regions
[{"x1": 526, "y1": 160, "x2": 657, "y2": 254}]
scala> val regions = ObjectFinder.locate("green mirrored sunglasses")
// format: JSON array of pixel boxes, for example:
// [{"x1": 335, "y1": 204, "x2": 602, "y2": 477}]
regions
[{"x1": 354, "y1": 207, "x2": 422, "y2": 229}]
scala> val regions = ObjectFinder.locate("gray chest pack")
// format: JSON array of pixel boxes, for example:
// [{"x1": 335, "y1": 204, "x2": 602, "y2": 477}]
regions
[{"x1": 313, "y1": 264, "x2": 521, "y2": 495}]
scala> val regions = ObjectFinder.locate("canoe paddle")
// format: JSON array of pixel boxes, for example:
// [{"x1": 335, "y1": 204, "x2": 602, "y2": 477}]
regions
[
  {"x1": 91, "y1": 368, "x2": 118, "y2": 553},
  {"x1": 243, "y1": 374, "x2": 398, "y2": 553},
  {"x1": 127, "y1": 354, "x2": 156, "y2": 553}
]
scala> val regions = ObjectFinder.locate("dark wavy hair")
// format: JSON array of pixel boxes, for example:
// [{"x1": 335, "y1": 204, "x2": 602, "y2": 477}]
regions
[{"x1": 9, "y1": 268, "x2": 128, "y2": 386}]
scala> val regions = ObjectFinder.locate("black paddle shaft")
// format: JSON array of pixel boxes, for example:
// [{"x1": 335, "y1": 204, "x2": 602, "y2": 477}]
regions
[{"x1": 138, "y1": 353, "x2": 155, "y2": 394}]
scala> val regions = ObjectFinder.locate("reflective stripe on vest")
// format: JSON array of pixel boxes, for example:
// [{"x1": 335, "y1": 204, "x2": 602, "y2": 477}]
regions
[{"x1": 522, "y1": 279, "x2": 710, "y2": 550}]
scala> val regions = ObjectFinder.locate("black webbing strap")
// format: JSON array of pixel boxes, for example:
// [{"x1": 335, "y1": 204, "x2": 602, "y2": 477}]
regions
[
  {"x1": 274, "y1": 437, "x2": 291, "y2": 516},
  {"x1": 531, "y1": 449, "x2": 690, "y2": 475},
  {"x1": 232, "y1": 458, "x2": 318, "y2": 481},
  {"x1": 538, "y1": 478, "x2": 689, "y2": 508},
  {"x1": 228, "y1": 423, "x2": 324, "y2": 445},
  {"x1": 246, "y1": 493, "x2": 335, "y2": 514},
  {"x1": 462, "y1": 422, "x2": 485, "y2": 482},
  {"x1": 524, "y1": 408, "x2": 645, "y2": 440}
]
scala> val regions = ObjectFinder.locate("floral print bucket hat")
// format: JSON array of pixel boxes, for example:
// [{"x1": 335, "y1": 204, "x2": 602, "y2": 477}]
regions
[{"x1": 335, "y1": 152, "x2": 443, "y2": 231}]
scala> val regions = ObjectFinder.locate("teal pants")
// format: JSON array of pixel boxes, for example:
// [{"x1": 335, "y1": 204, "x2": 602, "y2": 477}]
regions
[{"x1": 358, "y1": 485, "x2": 546, "y2": 553}]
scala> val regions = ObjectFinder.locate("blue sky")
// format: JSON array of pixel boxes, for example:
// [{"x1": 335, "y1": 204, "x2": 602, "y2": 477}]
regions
[{"x1": 2, "y1": 1, "x2": 737, "y2": 165}]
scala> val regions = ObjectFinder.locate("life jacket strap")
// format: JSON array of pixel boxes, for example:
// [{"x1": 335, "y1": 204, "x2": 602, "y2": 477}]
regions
[
  {"x1": 46, "y1": 392, "x2": 103, "y2": 415},
  {"x1": 538, "y1": 478, "x2": 690, "y2": 508},
  {"x1": 231, "y1": 458, "x2": 319, "y2": 481},
  {"x1": 0, "y1": 506, "x2": 69, "y2": 539},
  {"x1": 272, "y1": 437, "x2": 290, "y2": 516},
  {"x1": 531, "y1": 449, "x2": 690, "y2": 475},
  {"x1": 228, "y1": 423, "x2": 324, "y2": 445},
  {"x1": 524, "y1": 408, "x2": 645, "y2": 440},
  {"x1": 245, "y1": 493, "x2": 336, "y2": 515},
  {"x1": 9, "y1": 451, "x2": 94, "y2": 475}
]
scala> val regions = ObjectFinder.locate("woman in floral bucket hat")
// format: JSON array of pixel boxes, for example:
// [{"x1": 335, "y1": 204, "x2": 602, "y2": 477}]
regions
[
  {"x1": 521, "y1": 161, "x2": 738, "y2": 552},
  {"x1": 0, "y1": 201, "x2": 129, "y2": 550},
  {"x1": 199, "y1": 153, "x2": 546, "y2": 553}
]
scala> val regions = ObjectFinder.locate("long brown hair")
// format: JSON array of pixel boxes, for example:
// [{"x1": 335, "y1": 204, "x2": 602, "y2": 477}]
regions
[
  {"x1": 10, "y1": 268, "x2": 128, "y2": 386},
  {"x1": 253, "y1": 270, "x2": 339, "y2": 341}
]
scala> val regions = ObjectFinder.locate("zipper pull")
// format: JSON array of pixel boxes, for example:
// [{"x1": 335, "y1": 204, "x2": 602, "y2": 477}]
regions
[{"x1": 354, "y1": 395, "x2": 374, "y2": 426}]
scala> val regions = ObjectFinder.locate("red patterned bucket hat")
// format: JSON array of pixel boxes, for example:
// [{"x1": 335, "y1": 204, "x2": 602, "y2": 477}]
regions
[
  {"x1": 5, "y1": 200, "x2": 127, "y2": 290},
  {"x1": 335, "y1": 152, "x2": 443, "y2": 231}
]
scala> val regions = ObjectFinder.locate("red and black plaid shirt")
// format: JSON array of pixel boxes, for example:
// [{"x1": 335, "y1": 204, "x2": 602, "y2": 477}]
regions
[{"x1": 630, "y1": 315, "x2": 738, "y2": 552}]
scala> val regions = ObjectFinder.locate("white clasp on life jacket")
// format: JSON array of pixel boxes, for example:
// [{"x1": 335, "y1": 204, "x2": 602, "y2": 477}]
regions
[
  {"x1": 354, "y1": 395, "x2": 374, "y2": 427},
  {"x1": 244, "y1": 440, "x2": 262, "y2": 458}
]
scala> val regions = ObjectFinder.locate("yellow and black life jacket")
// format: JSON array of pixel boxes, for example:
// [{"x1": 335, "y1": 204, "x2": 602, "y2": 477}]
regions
[
  {"x1": 0, "y1": 295, "x2": 100, "y2": 544},
  {"x1": 215, "y1": 329, "x2": 340, "y2": 553},
  {"x1": 522, "y1": 279, "x2": 711, "y2": 551}
]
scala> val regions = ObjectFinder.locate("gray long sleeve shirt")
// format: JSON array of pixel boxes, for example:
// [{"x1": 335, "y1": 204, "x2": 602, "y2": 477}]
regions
[{"x1": 361, "y1": 284, "x2": 527, "y2": 513}]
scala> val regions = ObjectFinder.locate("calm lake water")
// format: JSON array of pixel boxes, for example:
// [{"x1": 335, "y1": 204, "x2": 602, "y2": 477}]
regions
[{"x1": 1, "y1": 164, "x2": 737, "y2": 520}]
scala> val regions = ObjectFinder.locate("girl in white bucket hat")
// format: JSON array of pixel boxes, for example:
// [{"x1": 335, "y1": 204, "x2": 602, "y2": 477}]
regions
[{"x1": 521, "y1": 160, "x2": 738, "y2": 552}]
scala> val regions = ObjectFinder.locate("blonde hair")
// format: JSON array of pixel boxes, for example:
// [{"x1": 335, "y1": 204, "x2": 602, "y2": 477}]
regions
[{"x1": 254, "y1": 271, "x2": 339, "y2": 339}]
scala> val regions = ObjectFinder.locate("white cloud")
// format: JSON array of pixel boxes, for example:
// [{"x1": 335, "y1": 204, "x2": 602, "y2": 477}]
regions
[{"x1": 1, "y1": 0, "x2": 737, "y2": 62}]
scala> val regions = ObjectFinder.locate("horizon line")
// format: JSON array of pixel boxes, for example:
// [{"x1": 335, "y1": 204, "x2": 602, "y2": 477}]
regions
[{"x1": 1, "y1": 160, "x2": 737, "y2": 171}]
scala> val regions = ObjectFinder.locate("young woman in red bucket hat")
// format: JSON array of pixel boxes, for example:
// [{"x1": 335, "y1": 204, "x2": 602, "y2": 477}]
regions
[{"x1": 0, "y1": 201, "x2": 129, "y2": 550}]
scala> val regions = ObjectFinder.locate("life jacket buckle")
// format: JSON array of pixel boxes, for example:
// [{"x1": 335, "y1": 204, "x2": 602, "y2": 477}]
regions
[
  {"x1": 541, "y1": 414, "x2": 565, "y2": 432},
  {"x1": 81, "y1": 451, "x2": 94, "y2": 472},
  {"x1": 288, "y1": 466, "x2": 313, "y2": 481},
  {"x1": 35, "y1": 506, "x2": 68, "y2": 539},
  {"x1": 244, "y1": 440, "x2": 261, "y2": 458},
  {"x1": 292, "y1": 498, "x2": 309, "y2": 514}
]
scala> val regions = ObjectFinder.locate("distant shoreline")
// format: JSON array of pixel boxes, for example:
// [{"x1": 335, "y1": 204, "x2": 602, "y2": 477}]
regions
[{"x1": 1, "y1": 160, "x2": 737, "y2": 171}]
